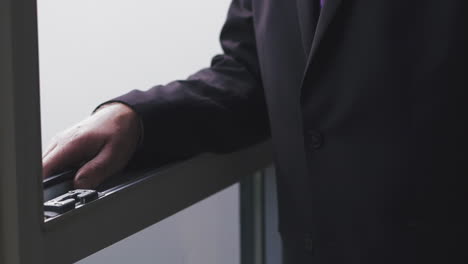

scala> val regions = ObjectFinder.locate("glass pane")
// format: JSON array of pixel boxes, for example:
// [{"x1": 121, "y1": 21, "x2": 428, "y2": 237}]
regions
[
  {"x1": 78, "y1": 185, "x2": 239, "y2": 264},
  {"x1": 37, "y1": 0, "x2": 239, "y2": 263}
]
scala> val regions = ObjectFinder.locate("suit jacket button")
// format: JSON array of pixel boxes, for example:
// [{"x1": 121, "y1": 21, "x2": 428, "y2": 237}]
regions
[
  {"x1": 307, "y1": 130, "x2": 323, "y2": 149},
  {"x1": 304, "y1": 233, "x2": 315, "y2": 253}
]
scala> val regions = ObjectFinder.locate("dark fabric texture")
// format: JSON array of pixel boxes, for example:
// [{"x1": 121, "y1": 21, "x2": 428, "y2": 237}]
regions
[{"x1": 110, "y1": 0, "x2": 468, "y2": 263}]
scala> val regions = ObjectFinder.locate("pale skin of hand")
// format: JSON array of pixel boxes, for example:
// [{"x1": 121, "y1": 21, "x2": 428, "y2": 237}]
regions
[{"x1": 42, "y1": 103, "x2": 141, "y2": 189}]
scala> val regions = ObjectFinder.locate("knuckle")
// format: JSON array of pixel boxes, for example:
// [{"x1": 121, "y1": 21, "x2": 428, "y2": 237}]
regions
[{"x1": 67, "y1": 129, "x2": 97, "y2": 147}]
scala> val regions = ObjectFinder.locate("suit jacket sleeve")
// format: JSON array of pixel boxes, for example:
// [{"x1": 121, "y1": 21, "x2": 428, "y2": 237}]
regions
[{"x1": 100, "y1": 0, "x2": 270, "y2": 161}]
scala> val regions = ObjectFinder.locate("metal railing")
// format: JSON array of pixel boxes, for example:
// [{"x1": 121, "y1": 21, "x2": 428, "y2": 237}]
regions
[{"x1": 43, "y1": 142, "x2": 272, "y2": 264}]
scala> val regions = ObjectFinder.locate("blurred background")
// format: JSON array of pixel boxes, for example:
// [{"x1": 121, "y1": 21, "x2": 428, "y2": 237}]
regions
[{"x1": 37, "y1": 1, "x2": 240, "y2": 263}]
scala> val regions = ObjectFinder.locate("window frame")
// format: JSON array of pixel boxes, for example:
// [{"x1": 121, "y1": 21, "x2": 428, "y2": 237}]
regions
[{"x1": 0, "y1": 0, "x2": 273, "y2": 263}]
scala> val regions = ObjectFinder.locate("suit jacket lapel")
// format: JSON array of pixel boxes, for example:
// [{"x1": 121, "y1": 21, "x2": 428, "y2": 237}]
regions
[
  {"x1": 296, "y1": 0, "x2": 317, "y2": 57},
  {"x1": 296, "y1": 0, "x2": 343, "y2": 95},
  {"x1": 296, "y1": 0, "x2": 343, "y2": 61},
  {"x1": 307, "y1": 0, "x2": 343, "y2": 64}
]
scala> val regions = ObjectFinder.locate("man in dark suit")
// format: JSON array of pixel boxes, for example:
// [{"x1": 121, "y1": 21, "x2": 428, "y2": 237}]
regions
[{"x1": 43, "y1": 0, "x2": 468, "y2": 263}]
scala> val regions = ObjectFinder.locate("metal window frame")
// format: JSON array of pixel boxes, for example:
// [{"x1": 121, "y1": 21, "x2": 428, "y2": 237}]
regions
[
  {"x1": 0, "y1": 0, "x2": 273, "y2": 263},
  {"x1": 240, "y1": 172, "x2": 266, "y2": 264}
]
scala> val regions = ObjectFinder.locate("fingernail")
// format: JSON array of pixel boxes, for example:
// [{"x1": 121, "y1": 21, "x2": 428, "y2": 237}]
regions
[{"x1": 74, "y1": 177, "x2": 90, "y2": 189}]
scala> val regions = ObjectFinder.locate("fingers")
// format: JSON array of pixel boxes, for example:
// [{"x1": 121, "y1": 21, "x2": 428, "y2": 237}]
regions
[
  {"x1": 42, "y1": 136, "x2": 99, "y2": 179},
  {"x1": 42, "y1": 144, "x2": 76, "y2": 179},
  {"x1": 42, "y1": 104, "x2": 139, "y2": 187},
  {"x1": 74, "y1": 143, "x2": 117, "y2": 189}
]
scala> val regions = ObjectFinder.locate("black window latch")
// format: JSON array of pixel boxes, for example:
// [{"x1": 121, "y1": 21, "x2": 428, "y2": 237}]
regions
[{"x1": 44, "y1": 189, "x2": 99, "y2": 216}]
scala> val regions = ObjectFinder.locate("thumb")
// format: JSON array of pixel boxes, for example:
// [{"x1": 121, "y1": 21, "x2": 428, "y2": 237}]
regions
[{"x1": 73, "y1": 143, "x2": 117, "y2": 189}]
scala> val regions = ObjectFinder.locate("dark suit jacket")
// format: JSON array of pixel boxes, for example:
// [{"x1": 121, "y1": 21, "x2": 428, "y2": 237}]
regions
[{"x1": 109, "y1": 0, "x2": 468, "y2": 263}]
